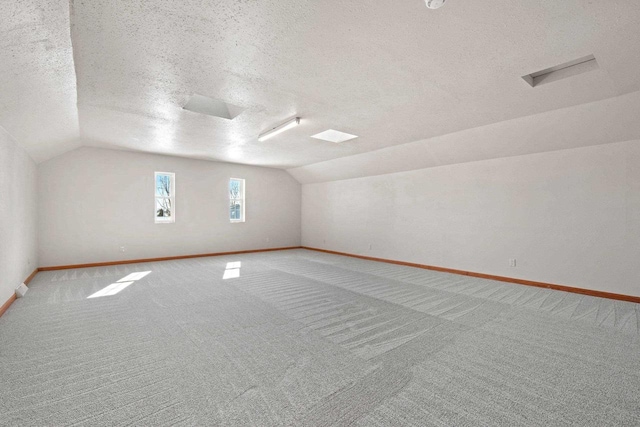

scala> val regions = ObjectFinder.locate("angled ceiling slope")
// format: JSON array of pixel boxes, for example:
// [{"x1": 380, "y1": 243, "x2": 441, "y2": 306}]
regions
[
  {"x1": 3, "y1": 1, "x2": 640, "y2": 169},
  {"x1": 288, "y1": 91, "x2": 640, "y2": 184},
  {"x1": 0, "y1": 0, "x2": 80, "y2": 162}
]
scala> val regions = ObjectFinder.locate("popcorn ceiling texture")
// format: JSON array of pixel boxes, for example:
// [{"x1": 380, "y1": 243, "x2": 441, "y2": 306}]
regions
[
  {"x1": 2, "y1": 1, "x2": 640, "y2": 169},
  {"x1": 0, "y1": 0, "x2": 80, "y2": 162}
]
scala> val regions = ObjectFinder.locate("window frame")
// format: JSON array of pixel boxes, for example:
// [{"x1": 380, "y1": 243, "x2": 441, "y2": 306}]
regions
[
  {"x1": 229, "y1": 178, "x2": 245, "y2": 223},
  {"x1": 155, "y1": 172, "x2": 175, "y2": 224}
]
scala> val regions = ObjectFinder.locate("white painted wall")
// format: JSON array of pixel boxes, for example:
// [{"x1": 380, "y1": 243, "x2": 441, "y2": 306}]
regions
[
  {"x1": 0, "y1": 129, "x2": 38, "y2": 305},
  {"x1": 39, "y1": 147, "x2": 301, "y2": 267},
  {"x1": 302, "y1": 140, "x2": 640, "y2": 297}
]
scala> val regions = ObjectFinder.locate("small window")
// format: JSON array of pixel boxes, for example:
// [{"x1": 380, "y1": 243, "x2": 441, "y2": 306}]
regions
[
  {"x1": 155, "y1": 172, "x2": 175, "y2": 223},
  {"x1": 229, "y1": 178, "x2": 245, "y2": 223}
]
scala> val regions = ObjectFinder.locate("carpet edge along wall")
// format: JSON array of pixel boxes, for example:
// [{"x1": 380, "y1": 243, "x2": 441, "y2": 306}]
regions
[
  {"x1": 0, "y1": 269, "x2": 38, "y2": 318},
  {"x1": 3, "y1": 247, "x2": 638, "y2": 319},
  {"x1": 32, "y1": 247, "x2": 640, "y2": 304},
  {"x1": 37, "y1": 247, "x2": 303, "y2": 271},
  {"x1": 302, "y1": 247, "x2": 640, "y2": 304}
]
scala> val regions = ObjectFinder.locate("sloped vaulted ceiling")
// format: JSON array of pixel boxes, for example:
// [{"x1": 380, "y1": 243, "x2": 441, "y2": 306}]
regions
[
  {"x1": 2, "y1": 1, "x2": 640, "y2": 173},
  {"x1": 0, "y1": 0, "x2": 80, "y2": 162}
]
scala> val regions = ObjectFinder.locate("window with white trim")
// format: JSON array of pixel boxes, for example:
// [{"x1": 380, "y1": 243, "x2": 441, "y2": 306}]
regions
[
  {"x1": 155, "y1": 172, "x2": 175, "y2": 223},
  {"x1": 229, "y1": 178, "x2": 245, "y2": 222}
]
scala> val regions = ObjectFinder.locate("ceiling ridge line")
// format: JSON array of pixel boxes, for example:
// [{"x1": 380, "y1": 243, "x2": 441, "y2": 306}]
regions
[{"x1": 67, "y1": 0, "x2": 82, "y2": 141}]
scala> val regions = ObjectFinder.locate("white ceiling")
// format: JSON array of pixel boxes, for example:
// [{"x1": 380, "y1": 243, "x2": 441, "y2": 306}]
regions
[
  {"x1": 1, "y1": 0, "x2": 640, "y2": 170},
  {"x1": 0, "y1": 0, "x2": 80, "y2": 162},
  {"x1": 289, "y1": 90, "x2": 640, "y2": 183}
]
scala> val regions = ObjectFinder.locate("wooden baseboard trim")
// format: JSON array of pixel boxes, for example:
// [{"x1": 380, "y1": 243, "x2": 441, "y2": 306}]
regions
[
  {"x1": 302, "y1": 247, "x2": 640, "y2": 304},
  {"x1": 0, "y1": 293, "x2": 17, "y2": 318},
  {"x1": 24, "y1": 268, "x2": 39, "y2": 285},
  {"x1": 0, "y1": 268, "x2": 39, "y2": 318},
  {"x1": 38, "y1": 246, "x2": 303, "y2": 271}
]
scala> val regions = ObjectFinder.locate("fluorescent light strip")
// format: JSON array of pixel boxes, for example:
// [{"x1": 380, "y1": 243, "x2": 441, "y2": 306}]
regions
[
  {"x1": 522, "y1": 55, "x2": 598, "y2": 88},
  {"x1": 258, "y1": 117, "x2": 300, "y2": 142}
]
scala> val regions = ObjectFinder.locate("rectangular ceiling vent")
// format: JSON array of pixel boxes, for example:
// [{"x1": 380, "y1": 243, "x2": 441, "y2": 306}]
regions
[
  {"x1": 522, "y1": 54, "x2": 598, "y2": 88},
  {"x1": 183, "y1": 94, "x2": 244, "y2": 120}
]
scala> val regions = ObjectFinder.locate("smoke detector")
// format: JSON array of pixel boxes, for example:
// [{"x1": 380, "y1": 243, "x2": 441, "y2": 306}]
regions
[{"x1": 425, "y1": 0, "x2": 446, "y2": 9}]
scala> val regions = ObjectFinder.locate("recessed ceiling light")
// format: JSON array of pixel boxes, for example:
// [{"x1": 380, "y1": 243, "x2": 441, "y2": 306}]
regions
[
  {"x1": 183, "y1": 94, "x2": 244, "y2": 120},
  {"x1": 311, "y1": 129, "x2": 359, "y2": 143},
  {"x1": 258, "y1": 117, "x2": 300, "y2": 142}
]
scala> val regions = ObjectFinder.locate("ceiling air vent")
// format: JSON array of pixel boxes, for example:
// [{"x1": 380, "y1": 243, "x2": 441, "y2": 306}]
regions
[
  {"x1": 183, "y1": 94, "x2": 244, "y2": 120},
  {"x1": 522, "y1": 54, "x2": 598, "y2": 88}
]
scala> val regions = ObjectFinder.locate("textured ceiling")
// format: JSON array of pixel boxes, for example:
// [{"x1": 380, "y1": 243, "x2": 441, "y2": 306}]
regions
[
  {"x1": 0, "y1": 0, "x2": 80, "y2": 162},
  {"x1": 2, "y1": 0, "x2": 640, "y2": 170},
  {"x1": 289, "y1": 90, "x2": 640, "y2": 184}
]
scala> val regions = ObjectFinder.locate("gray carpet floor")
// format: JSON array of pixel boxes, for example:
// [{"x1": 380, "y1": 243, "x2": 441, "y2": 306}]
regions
[{"x1": 1, "y1": 249, "x2": 639, "y2": 426}]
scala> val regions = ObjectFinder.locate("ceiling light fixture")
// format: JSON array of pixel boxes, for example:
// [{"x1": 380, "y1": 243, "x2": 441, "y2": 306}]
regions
[
  {"x1": 425, "y1": 0, "x2": 446, "y2": 9},
  {"x1": 522, "y1": 54, "x2": 598, "y2": 88},
  {"x1": 258, "y1": 117, "x2": 300, "y2": 142}
]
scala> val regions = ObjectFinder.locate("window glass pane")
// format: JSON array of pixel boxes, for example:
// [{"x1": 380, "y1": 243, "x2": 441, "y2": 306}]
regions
[
  {"x1": 229, "y1": 179, "x2": 241, "y2": 198},
  {"x1": 229, "y1": 178, "x2": 244, "y2": 222},
  {"x1": 230, "y1": 201, "x2": 242, "y2": 220},
  {"x1": 156, "y1": 174, "x2": 171, "y2": 197},
  {"x1": 156, "y1": 198, "x2": 172, "y2": 218}
]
